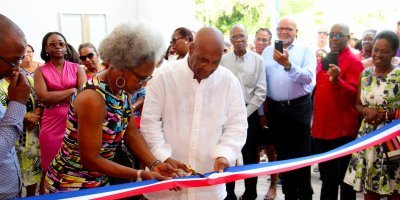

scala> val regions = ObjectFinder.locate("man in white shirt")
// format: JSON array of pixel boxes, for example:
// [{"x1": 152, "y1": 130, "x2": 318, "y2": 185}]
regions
[
  {"x1": 141, "y1": 26, "x2": 248, "y2": 200},
  {"x1": 220, "y1": 24, "x2": 266, "y2": 200}
]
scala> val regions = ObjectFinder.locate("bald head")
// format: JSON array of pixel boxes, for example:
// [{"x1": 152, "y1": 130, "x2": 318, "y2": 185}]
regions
[
  {"x1": 194, "y1": 26, "x2": 225, "y2": 52},
  {"x1": 279, "y1": 17, "x2": 298, "y2": 30},
  {"x1": 188, "y1": 26, "x2": 224, "y2": 82},
  {"x1": 0, "y1": 15, "x2": 26, "y2": 79},
  {"x1": 230, "y1": 24, "x2": 248, "y2": 55},
  {"x1": 329, "y1": 23, "x2": 350, "y2": 52},
  {"x1": 277, "y1": 17, "x2": 298, "y2": 47},
  {"x1": 0, "y1": 15, "x2": 26, "y2": 54},
  {"x1": 331, "y1": 23, "x2": 350, "y2": 35},
  {"x1": 230, "y1": 24, "x2": 247, "y2": 35}
]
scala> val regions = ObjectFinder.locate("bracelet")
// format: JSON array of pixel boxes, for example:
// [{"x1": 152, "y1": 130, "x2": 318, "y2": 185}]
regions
[
  {"x1": 136, "y1": 170, "x2": 142, "y2": 182},
  {"x1": 149, "y1": 160, "x2": 161, "y2": 171}
]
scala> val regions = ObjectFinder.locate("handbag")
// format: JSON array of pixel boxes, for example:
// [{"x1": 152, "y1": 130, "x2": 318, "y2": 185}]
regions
[
  {"x1": 382, "y1": 136, "x2": 400, "y2": 166},
  {"x1": 113, "y1": 142, "x2": 136, "y2": 168}
]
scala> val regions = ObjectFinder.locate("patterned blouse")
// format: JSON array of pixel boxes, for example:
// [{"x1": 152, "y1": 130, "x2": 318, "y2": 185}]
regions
[{"x1": 44, "y1": 76, "x2": 131, "y2": 192}]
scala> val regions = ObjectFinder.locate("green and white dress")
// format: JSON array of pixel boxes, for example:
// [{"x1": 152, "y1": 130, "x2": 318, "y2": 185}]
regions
[
  {"x1": 344, "y1": 67, "x2": 400, "y2": 194},
  {"x1": 0, "y1": 78, "x2": 41, "y2": 186}
]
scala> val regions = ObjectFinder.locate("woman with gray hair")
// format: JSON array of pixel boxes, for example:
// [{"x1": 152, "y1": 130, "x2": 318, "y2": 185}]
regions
[{"x1": 43, "y1": 22, "x2": 179, "y2": 193}]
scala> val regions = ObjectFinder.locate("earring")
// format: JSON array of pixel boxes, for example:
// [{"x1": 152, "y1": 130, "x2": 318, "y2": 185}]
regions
[
  {"x1": 116, "y1": 76, "x2": 126, "y2": 88},
  {"x1": 46, "y1": 52, "x2": 49, "y2": 57}
]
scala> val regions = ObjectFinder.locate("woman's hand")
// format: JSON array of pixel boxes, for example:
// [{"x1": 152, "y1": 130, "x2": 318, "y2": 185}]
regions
[
  {"x1": 29, "y1": 112, "x2": 41, "y2": 124},
  {"x1": 140, "y1": 170, "x2": 172, "y2": 181},
  {"x1": 363, "y1": 107, "x2": 385, "y2": 126},
  {"x1": 24, "y1": 112, "x2": 41, "y2": 131}
]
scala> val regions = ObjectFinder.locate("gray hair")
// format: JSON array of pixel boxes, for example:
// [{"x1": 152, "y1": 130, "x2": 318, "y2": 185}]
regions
[{"x1": 99, "y1": 22, "x2": 165, "y2": 69}]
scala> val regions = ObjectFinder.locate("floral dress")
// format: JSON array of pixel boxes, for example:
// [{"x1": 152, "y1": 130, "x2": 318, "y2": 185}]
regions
[
  {"x1": 344, "y1": 67, "x2": 400, "y2": 194},
  {"x1": 0, "y1": 77, "x2": 42, "y2": 186}
]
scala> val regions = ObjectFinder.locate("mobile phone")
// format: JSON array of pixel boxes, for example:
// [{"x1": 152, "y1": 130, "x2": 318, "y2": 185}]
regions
[
  {"x1": 321, "y1": 52, "x2": 339, "y2": 70},
  {"x1": 330, "y1": 51, "x2": 338, "y2": 66},
  {"x1": 274, "y1": 40, "x2": 283, "y2": 53}
]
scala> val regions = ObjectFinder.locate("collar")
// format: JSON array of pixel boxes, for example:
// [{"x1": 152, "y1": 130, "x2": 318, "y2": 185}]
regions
[
  {"x1": 338, "y1": 46, "x2": 351, "y2": 56},
  {"x1": 286, "y1": 39, "x2": 296, "y2": 50},
  {"x1": 234, "y1": 50, "x2": 249, "y2": 62}
]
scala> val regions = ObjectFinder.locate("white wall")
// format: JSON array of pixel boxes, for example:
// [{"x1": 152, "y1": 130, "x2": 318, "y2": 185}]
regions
[
  {"x1": 136, "y1": 0, "x2": 199, "y2": 44},
  {"x1": 0, "y1": 0, "x2": 196, "y2": 61}
]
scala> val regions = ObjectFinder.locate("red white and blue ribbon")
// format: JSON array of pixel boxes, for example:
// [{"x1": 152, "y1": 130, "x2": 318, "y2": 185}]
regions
[{"x1": 24, "y1": 120, "x2": 400, "y2": 200}]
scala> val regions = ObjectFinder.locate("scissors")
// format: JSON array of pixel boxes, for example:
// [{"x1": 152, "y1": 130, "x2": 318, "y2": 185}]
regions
[{"x1": 183, "y1": 163, "x2": 206, "y2": 178}]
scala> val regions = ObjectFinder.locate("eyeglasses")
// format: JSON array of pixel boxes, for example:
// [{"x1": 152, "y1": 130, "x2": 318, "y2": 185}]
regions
[
  {"x1": 79, "y1": 52, "x2": 96, "y2": 61},
  {"x1": 318, "y1": 31, "x2": 328, "y2": 35},
  {"x1": 329, "y1": 33, "x2": 349, "y2": 39},
  {"x1": 0, "y1": 55, "x2": 25, "y2": 70},
  {"x1": 230, "y1": 34, "x2": 246, "y2": 41},
  {"x1": 256, "y1": 38, "x2": 270, "y2": 43},
  {"x1": 170, "y1": 36, "x2": 186, "y2": 45},
  {"x1": 48, "y1": 41, "x2": 66, "y2": 48},
  {"x1": 130, "y1": 68, "x2": 153, "y2": 85},
  {"x1": 277, "y1": 27, "x2": 294, "y2": 32}
]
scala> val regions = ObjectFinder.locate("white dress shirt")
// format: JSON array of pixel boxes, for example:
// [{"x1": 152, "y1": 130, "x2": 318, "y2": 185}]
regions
[
  {"x1": 141, "y1": 58, "x2": 248, "y2": 200},
  {"x1": 220, "y1": 51, "x2": 266, "y2": 117}
]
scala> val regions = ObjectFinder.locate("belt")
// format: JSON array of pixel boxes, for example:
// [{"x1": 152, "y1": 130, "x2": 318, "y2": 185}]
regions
[{"x1": 268, "y1": 94, "x2": 310, "y2": 107}]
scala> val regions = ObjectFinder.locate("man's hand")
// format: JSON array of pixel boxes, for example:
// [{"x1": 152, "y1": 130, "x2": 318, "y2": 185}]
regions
[
  {"x1": 151, "y1": 162, "x2": 179, "y2": 177},
  {"x1": 327, "y1": 64, "x2": 340, "y2": 84},
  {"x1": 8, "y1": 72, "x2": 30, "y2": 104},
  {"x1": 273, "y1": 49, "x2": 290, "y2": 68},
  {"x1": 214, "y1": 157, "x2": 230, "y2": 173},
  {"x1": 164, "y1": 157, "x2": 190, "y2": 176}
]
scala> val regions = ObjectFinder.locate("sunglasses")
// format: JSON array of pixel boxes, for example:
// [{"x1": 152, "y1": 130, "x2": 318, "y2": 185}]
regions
[
  {"x1": 48, "y1": 41, "x2": 66, "y2": 48},
  {"x1": 170, "y1": 36, "x2": 186, "y2": 45},
  {"x1": 79, "y1": 52, "x2": 96, "y2": 61},
  {"x1": 329, "y1": 33, "x2": 349, "y2": 39}
]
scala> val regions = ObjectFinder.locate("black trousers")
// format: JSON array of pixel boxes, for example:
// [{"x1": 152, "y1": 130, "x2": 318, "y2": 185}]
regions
[
  {"x1": 226, "y1": 111, "x2": 260, "y2": 200},
  {"x1": 314, "y1": 137, "x2": 356, "y2": 200},
  {"x1": 267, "y1": 95, "x2": 313, "y2": 200}
]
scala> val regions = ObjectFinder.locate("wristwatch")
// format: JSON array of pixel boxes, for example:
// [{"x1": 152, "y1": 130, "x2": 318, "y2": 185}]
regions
[{"x1": 284, "y1": 62, "x2": 291, "y2": 71}]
